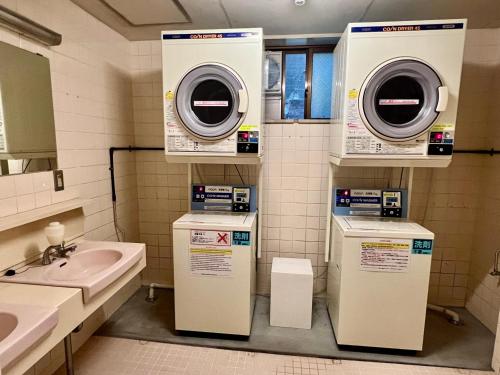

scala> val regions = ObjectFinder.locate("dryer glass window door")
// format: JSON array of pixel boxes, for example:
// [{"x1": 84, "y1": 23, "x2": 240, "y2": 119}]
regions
[
  {"x1": 361, "y1": 59, "x2": 442, "y2": 141},
  {"x1": 176, "y1": 64, "x2": 247, "y2": 140},
  {"x1": 191, "y1": 80, "x2": 233, "y2": 124}
]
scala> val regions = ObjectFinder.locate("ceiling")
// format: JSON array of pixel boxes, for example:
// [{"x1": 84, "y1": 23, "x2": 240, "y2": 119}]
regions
[{"x1": 71, "y1": 0, "x2": 500, "y2": 41}]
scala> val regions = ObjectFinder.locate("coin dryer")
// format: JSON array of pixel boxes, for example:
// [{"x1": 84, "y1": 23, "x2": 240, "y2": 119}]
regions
[
  {"x1": 162, "y1": 29, "x2": 264, "y2": 163},
  {"x1": 330, "y1": 20, "x2": 466, "y2": 167},
  {"x1": 327, "y1": 188, "x2": 434, "y2": 350},
  {"x1": 173, "y1": 185, "x2": 257, "y2": 335}
]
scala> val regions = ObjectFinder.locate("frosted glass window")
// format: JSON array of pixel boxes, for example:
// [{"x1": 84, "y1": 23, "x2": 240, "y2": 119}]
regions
[
  {"x1": 284, "y1": 53, "x2": 306, "y2": 119},
  {"x1": 311, "y1": 52, "x2": 333, "y2": 119}
]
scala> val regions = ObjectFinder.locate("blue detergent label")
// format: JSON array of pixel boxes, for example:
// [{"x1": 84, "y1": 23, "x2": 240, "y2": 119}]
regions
[
  {"x1": 205, "y1": 193, "x2": 231, "y2": 200},
  {"x1": 412, "y1": 239, "x2": 433, "y2": 255},
  {"x1": 233, "y1": 231, "x2": 251, "y2": 246},
  {"x1": 351, "y1": 23, "x2": 464, "y2": 33}
]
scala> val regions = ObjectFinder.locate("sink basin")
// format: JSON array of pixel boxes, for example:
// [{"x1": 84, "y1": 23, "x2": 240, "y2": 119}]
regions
[
  {"x1": 0, "y1": 303, "x2": 58, "y2": 370},
  {"x1": 0, "y1": 313, "x2": 17, "y2": 342},
  {"x1": 45, "y1": 249, "x2": 123, "y2": 282},
  {"x1": 1, "y1": 241, "x2": 145, "y2": 303}
]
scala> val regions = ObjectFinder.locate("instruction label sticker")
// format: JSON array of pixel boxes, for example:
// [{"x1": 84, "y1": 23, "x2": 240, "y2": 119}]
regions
[
  {"x1": 350, "y1": 189, "x2": 381, "y2": 209},
  {"x1": 193, "y1": 101, "x2": 228, "y2": 107},
  {"x1": 430, "y1": 123, "x2": 454, "y2": 132},
  {"x1": 190, "y1": 248, "x2": 233, "y2": 276},
  {"x1": 239, "y1": 124, "x2": 258, "y2": 131},
  {"x1": 165, "y1": 90, "x2": 174, "y2": 100},
  {"x1": 378, "y1": 99, "x2": 420, "y2": 105},
  {"x1": 190, "y1": 230, "x2": 233, "y2": 276},
  {"x1": 233, "y1": 231, "x2": 250, "y2": 246},
  {"x1": 412, "y1": 239, "x2": 433, "y2": 255},
  {"x1": 360, "y1": 239, "x2": 410, "y2": 273},
  {"x1": 191, "y1": 230, "x2": 231, "y2": 246}
]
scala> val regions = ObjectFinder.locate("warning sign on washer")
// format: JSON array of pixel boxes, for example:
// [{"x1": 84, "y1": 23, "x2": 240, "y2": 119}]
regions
[
  {"x1": 191, "y1": 230, "x2": 231, "y2": 246},
  {"x1": 360, "y1": 238, "x2": 410, "y2": 273},
  {"x1": 190, "y1": 248, "x2": 233, "y2": 276}
]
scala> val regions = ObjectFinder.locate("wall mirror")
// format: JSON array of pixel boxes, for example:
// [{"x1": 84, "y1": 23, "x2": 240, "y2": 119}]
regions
[{"x1": 0, "y1": 40, "x2": 57, "y2": 176}]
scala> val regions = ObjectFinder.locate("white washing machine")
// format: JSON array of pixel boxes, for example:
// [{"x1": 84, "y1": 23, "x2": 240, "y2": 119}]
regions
[
  {"x1": 172, "y1": 185, "x2": 257, "y2": 336},
  {"x1": 330, "y1": 20, "x2": 466, "y2": 167},
  {"x1": 327, "y1": 188, "x2": 434, "y2": 350},
  {"x1": 162, "y1": 29, "x2": 264, "y2": 163}
]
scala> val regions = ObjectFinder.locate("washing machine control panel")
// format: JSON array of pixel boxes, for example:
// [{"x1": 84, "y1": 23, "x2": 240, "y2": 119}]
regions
[
  {"x1": 334, "y1": 188, "x2": 407, "y2": 218},
  {"x1": 192, "y1": 184, "x2": 256, "y2": 212},
  {"x1": 237, "y1": 131, "x2": 259, "y2": 153}
]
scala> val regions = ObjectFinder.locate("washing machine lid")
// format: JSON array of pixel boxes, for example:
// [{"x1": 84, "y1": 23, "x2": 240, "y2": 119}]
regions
[
  {"x1": 360, "y1": 59, "x2": 443, "y2": 141},
  {"x1": 175, "y1": 64, "x2": 247, "y2": 140},
  {"x1": 335, "y1": 216, "x2": 433, "y2": 238},
  {"x1": 173, "y1": 211, "x2": 256, "y2": 230}
]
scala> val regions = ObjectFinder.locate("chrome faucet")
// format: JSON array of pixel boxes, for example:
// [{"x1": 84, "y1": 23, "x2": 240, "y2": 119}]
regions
[
  {"x1": 490, "y1": 250, "x2": 500, "y2": 277},
  {"x1": 42, "y1": 241, "x2": 77, "y2": 265}
]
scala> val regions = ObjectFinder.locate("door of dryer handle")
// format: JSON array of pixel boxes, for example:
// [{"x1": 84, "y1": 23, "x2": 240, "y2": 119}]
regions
[
  {"x1": 238, "y1": 89, "x2": 248, "y2": 113},
  {"x1": 436, "y1": 86, "x2": 448, "y2": 112}
]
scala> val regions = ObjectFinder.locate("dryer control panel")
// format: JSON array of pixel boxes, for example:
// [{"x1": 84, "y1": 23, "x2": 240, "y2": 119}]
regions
[
  {"x1": 334, "y1": 188, "x2": 408, "y2": 218},
  {"x1": 237, "y1": 131, "x2": 259, "y2": 153},
  {"x1": 428, "y1": 129, "x2": 454, "y2": 155},
  {"x1": 192, "y1": 184, "x2": 257, "y2": 212}
]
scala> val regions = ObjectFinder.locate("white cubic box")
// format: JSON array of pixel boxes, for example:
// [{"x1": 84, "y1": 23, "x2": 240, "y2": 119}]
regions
[{"x1": 270, "y1": 258, "x2": 313, "y2": 329}]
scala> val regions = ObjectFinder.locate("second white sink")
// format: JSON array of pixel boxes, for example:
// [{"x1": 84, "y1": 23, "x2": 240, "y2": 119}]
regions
[
  {"x1": 0, "y1": 312, "x2": 17, "y2": 341},
  {"x1": 0, "y1": 303, "x2": 58, "y2": 371},
  {"x1": 1, "y1": 241, "x2": 145, "y2": 303}
]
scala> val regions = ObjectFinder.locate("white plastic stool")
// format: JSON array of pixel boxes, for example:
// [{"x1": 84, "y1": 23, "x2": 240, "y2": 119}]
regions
[{"x1": 270, "y1": 257, "x2": 313, "y2": 329}]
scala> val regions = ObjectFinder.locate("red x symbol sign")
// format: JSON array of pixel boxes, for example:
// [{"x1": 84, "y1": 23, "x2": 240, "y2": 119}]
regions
[{"x1": 217, "y1": 232, "x2": 228, "y2": 244}]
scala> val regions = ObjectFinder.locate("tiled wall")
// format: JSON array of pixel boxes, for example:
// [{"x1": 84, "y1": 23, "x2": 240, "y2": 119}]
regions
[
  {"x1": 464, "y1": 29, "x2": 500, "y2": 333},
  {"x1": 260, "y1": 124, "x2": 330, "y2": 293},
  {"x1": 0, "y1": 0, "x2": 139, "y2": 248}
]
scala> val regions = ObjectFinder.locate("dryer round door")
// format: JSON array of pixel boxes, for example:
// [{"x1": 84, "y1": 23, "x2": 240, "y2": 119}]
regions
[
  {"x1": 175, "y1": 64, "x2": 248, "y2": 140},
  {"x1": 360, "y1": 59, "x2": 444, "y2": 141}
]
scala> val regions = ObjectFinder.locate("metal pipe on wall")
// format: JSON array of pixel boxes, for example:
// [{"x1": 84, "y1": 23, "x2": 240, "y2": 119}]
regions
[{"x1": 0, "y1": 5, "x2": 62, "y2": 46}]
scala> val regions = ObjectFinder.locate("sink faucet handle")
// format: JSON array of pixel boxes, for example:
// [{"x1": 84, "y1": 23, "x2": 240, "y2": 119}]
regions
[
  {"x1": 56, "y1": 241, "x2": 77, "y2": 258},
  {"x1": 64, "y1": 242, "x2": 77, "y2": 253}
]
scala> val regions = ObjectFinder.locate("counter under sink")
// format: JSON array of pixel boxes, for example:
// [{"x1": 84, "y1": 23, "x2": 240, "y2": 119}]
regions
[
  {"x1": 1, "y1": 241, "x2": 145, "y2": 302},
  {"x1": 0, "y1": 302, "x2": 58, "y2": 371}
]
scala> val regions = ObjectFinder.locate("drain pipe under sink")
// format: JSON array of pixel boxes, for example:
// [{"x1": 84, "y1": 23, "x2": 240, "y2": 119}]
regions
[
  {"x1": 427, "y1": 303, "x2": 461, "y2": 325},
  {"x1": 146, "y1": 283, "x2": 173, "y2": 302}
]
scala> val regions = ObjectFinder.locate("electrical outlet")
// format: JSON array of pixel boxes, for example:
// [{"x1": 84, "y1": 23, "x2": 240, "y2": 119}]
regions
[{"x1": 53, "y1": 169, "x2": 64, "y2": 191}]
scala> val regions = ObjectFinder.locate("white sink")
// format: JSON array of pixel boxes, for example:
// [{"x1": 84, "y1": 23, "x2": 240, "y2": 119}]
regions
[
  {"x1": 0, "y1": 303, "x2": 58, "y2": 370},
  {"x1": 0, "y1": 313, "x2": 17, "y2": 342},
  {"x1": 1, "y1": 241, "x2": 145, "y2": 303},
  {"x1": 45, "y1": 249, "x2": 123, "y2": 282}
]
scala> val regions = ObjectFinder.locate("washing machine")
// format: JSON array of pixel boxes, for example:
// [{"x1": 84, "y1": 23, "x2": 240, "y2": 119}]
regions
[
  {"x1": 173, "y1": 185, "x2": 257, "y2": 335},
  {"x1": 327, "y1": 188, "x2": 434, "y2": 350},
  {"x1": 162, "y1": 29, "x2": 264, "y2": 163},
  {"x1": 330, "y1": 19, "x2": 466, "y2": 167}
]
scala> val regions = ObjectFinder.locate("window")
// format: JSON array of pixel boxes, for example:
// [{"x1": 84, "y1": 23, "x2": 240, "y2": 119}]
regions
[
  {"x1": 284, "y1": 52, "x2": 307, "y2": 119},
  {"x1": 265, "y1": 46, "x2": 334, "y2": 120}
]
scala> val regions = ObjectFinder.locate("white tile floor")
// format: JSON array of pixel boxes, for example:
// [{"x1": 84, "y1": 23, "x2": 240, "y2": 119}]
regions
[{"x1": 57, "y1": 336, "x2": 494, "y2": 375}]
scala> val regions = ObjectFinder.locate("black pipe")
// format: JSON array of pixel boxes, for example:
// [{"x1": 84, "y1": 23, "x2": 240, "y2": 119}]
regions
[
  {"x1": 454, "y1": 148, "x2": 499, "y2": 156},
  {"x1": 108, "y1": 146, "x2": 498, "y2": 202},
  {"x1": 109, "y1": 146, "x2": 164, "y2": 202}
]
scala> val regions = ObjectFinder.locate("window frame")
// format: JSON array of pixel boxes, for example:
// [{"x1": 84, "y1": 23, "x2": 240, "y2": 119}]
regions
[{"x1": 267, "y1": 45, "x2": 334, "y2": 120}]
